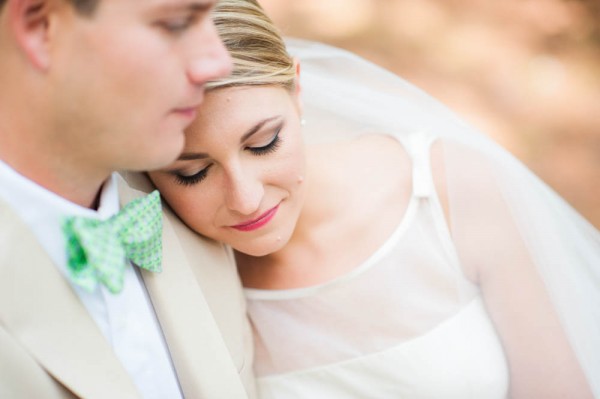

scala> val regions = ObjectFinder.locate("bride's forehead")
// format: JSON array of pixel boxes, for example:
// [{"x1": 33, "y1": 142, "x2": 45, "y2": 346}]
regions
[
  {"x1": 186, "y1": 92, "x2": 286, "y2": 142},
  {"x1": 197, "y1": 87, "x2": 294, "y2": 122}
]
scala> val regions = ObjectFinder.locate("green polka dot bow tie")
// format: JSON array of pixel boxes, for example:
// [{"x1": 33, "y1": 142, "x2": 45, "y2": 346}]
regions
[{"x1": 62, "y1": 190, "x2": 163, "y2": 294}]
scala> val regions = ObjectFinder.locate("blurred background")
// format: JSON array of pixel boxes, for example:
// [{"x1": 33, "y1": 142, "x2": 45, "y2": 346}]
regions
[{"x1": 260, "y1": 0, "x2": 600, "y2": 228}]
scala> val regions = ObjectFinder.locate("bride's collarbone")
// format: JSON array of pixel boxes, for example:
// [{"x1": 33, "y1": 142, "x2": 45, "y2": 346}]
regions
[{"x1": 299, "y1": 134, "x2": 412, "y2": 279}]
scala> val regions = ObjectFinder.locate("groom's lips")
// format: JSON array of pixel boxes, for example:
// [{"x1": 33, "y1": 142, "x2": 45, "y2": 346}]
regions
[
  {"x1": 172, "y1": 107, "x2": 198, "y2": 120},
  {"x1": 173, "y1": 94, "x2": 205, "y2": 119},
  {"x1": 230, "y1": 205, "x2": 279, "y2": 232}
]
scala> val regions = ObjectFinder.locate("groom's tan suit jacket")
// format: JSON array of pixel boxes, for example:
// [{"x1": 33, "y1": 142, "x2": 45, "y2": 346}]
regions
[{"x1": 0, "y1": 173, "x2": 256, "y2": 399}]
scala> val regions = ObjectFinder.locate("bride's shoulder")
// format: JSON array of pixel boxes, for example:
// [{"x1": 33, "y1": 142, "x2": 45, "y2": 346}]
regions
[
  {"x1": 310, "y1": 132, "x2": 412, "y2": 207},
  {"x1": 354, "y1": 133, "x2": 412, "y2": 186},
  {"x1": 332, "y1": 133, "x2": 411, "y2": 171},
  {"x1": 309, "y1": 133, "x2": 411, "y2": 185}
]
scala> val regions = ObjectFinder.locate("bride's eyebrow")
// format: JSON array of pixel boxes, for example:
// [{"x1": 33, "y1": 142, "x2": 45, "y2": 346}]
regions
[
  {"x1": 241, "y1": 116, "x2": 282, "y2": 142},
  {"x1": 175, "y1": 116, "x2": 283, "y2": 161}
]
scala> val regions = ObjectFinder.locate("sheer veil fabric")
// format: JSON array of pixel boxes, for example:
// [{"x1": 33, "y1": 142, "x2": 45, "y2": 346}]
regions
[{"x1": 286, "y1": 39, "x2": 600, "y2": 396}]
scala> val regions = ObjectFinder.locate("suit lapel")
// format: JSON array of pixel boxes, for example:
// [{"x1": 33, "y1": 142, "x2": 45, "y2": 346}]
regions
[
  {"x1": 119, "y1": 174, "x2": 248, "y2": 398},
  {"x1": 0, "y1": 200, "x2": 139, "y2": 399}
]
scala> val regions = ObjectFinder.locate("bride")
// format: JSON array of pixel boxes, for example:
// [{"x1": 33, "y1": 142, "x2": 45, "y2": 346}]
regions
[{"x1": 146, "y1": 0, "x2": 599, "y2": 397}]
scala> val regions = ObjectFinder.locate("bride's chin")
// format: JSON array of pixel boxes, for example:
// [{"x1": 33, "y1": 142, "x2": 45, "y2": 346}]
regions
[{"x1": 233, "y1": 237, "x2": 289, "y2": 258}]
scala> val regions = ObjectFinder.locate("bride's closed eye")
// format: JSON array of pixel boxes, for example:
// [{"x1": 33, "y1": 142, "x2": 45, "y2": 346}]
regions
[
  {"x1": 173, "y1": 124, "x2": 284, "y2": 187},
  {"x1": 174, "y1": 164, "x2": 213, "y2": 186},
  {"x1": 246, "y1": 125, "x2": 283, "y2": 156}
]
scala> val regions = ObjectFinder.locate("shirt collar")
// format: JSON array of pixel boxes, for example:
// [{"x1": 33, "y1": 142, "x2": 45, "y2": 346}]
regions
[{"x1": 0, "y1": 158, "x2": 120, "y2": 275}]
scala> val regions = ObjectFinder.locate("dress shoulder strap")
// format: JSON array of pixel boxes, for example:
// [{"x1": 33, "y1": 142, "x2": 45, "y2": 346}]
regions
[
  {"x1": 398, "y1": 131, "x2": 437, "y2": 199},
  {"x1": 398, "y1": 132, "x2": 463, "y2": 269}
]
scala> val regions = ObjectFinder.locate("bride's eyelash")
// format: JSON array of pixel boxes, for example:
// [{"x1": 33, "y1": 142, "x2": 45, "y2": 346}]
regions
[
  {"x1": 248, "y1": 126, "x2": 283, "y2": 156},
  {"x1": 174, "y1": 164, "x2": 212, "y2": 186},
  {"x1": 173, "y1": 125, "x2": 283, "y2": 186}
]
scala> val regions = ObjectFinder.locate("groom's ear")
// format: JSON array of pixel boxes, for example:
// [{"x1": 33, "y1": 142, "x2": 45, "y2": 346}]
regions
[{"x1": 7, "y1": 0, "x2": 57, "y2": 71}]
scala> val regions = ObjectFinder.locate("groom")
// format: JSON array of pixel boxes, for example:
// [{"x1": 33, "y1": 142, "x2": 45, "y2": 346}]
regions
[{"x1": 0, "y1": 0, "x2": 255, "y2": 398}]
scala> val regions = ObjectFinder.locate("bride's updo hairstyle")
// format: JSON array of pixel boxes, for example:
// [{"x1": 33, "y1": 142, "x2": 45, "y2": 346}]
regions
[{"x1": 206, "y1": 0, "x2": 296, "y2": 91}]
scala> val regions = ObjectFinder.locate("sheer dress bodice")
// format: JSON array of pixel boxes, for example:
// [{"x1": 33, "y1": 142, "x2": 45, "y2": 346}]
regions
[{"x1": 245, "y1": 134, "x2": 509, "y2": 398}]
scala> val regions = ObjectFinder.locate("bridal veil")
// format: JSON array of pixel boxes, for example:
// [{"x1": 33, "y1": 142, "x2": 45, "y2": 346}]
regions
[{"x1": 287, "y1": 38, "x2": 600, "y2": 396}]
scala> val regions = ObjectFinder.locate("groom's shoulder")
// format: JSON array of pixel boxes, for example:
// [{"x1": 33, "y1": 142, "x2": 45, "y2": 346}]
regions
[
  {"x1": 117, "y1": 170, "x2": 241, "y2": 320},
  {"x1": 116, "y1": 171, "x2": 155, "y2": 200}
]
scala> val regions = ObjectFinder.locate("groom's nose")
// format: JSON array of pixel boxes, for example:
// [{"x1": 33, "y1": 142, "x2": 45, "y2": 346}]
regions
[{"x1": 185, "y1": 19, "x2": 232, "y2": 87}]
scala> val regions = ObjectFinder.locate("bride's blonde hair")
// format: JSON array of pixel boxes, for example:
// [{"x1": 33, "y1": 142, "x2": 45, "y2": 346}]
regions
[{"x1": 206, "y1": 0, "x2": 296, "y2": 91}]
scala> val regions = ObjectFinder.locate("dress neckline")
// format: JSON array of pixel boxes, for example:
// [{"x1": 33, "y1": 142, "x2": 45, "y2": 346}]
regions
[{"x1": 244, "y1": 195, "x2": 420, "y2": 301}]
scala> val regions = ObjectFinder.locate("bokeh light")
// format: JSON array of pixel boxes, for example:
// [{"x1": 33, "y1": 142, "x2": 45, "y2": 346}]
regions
[{"x1": 261, "y1": 0, "x2": 600, "y2": 227}]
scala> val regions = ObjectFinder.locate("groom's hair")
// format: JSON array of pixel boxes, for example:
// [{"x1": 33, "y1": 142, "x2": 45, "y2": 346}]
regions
[{"x1": 0, "y1": 0, "x2": 100, "y2": 15}]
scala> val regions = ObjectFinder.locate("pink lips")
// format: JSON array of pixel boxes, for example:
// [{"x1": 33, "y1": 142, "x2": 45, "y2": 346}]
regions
[
  {"x1": 173, "y1": 107, "x2": 198, "y2": 120},
  {"x1": 231, "y1": 205, "x2": 279, "y2": 232}
]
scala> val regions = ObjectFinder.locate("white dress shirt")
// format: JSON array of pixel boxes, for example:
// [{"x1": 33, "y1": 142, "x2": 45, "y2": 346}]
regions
[{"x1": 0, "y1": 160, "x2": 183, "y2": 399}]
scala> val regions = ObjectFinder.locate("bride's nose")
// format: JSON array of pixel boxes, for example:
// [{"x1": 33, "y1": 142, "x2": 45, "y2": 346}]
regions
[{"x1": 224, "y1": 167, "x2": 264, "y2": 215}]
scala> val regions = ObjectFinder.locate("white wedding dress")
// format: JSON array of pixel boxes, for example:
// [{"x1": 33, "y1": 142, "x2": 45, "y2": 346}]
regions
[
  {"x1": 245, "y1": 40, "x2": 600, "y2": 398},
  {"x1": 246, "y1": 134, "x2": 508, "y2": 398}
]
